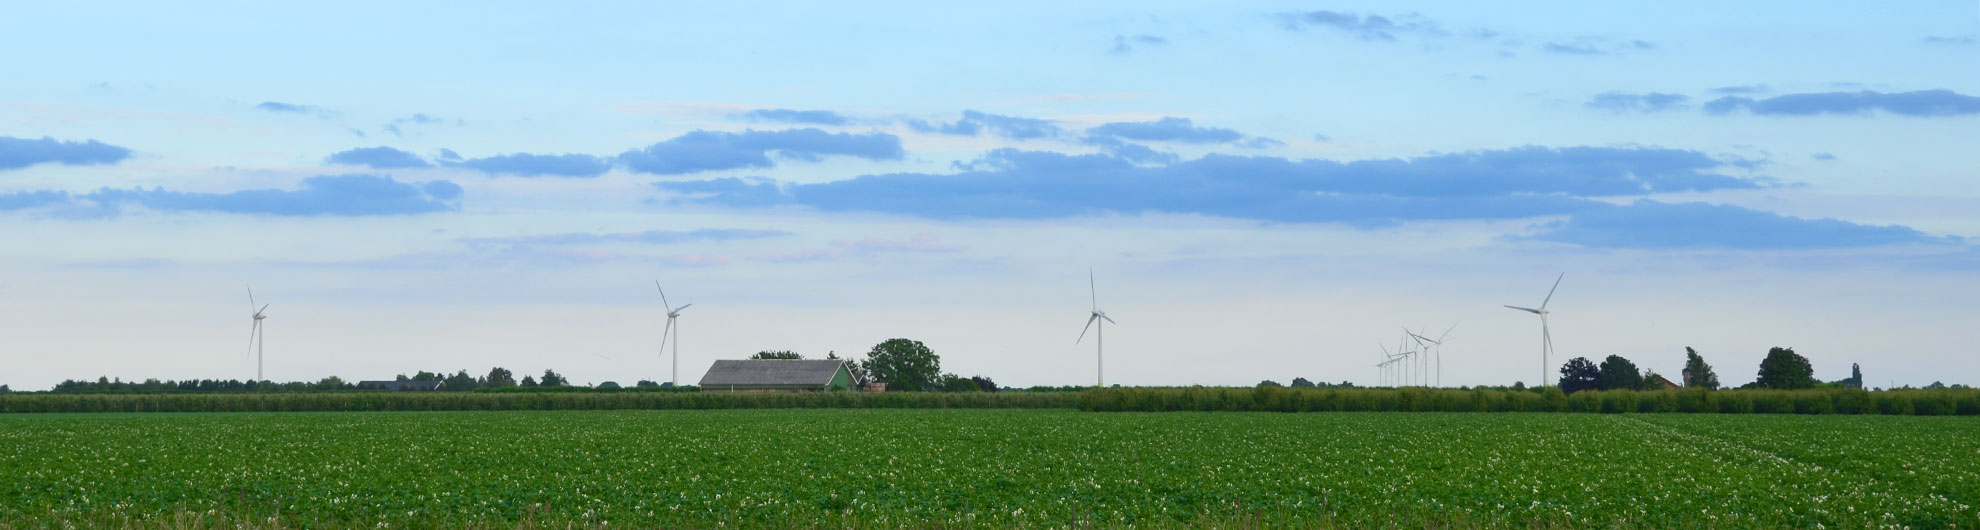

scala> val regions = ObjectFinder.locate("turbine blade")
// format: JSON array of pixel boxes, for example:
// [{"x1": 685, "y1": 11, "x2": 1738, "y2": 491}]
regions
[
  {"x1": 1089, "y1": 269, "x2": 1097, "y2": 311},
  {"x1": 247, "y1": 321, "x2": 258, "y2": 358},
  {"x1": 246, "y1": 285, "x2": 256, "y2": 312},
  {"x1": 1101, "y1": 314, "x2": 1116, "y2": 325},
  {"x1": 659, "y1": 318, "x2": 674, "y2": 356},
  {"x1": 1541, "y1": 272, "x2": 1563, "y2": 310},
  {"x1": 1076, "y1": 314, "x2": 1098, "y2": 344},
  {"x1": 1438, "y1": 322, "x2": 1459, "y2": 343},
  {"x1": 1504, "y1": 305, "x2": 1540, "y2": 314},
  {"x1": 674, "y1": 303, "x2": 692, "y2": 312},
  {"x1": 655, "y1": 282, "x2": 670, "y2": 309},
  {"x1": 258, "y1": 304, "x2": 270, "y2": 315}
]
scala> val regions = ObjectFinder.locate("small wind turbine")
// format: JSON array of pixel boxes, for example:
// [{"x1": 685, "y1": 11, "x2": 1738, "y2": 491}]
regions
[
  {"x1": 1407, "y1": 323, "x2": 1459, "y2": 387},
  {"x1": 1377, "y1": 346, "x2": 1395, "y2": 386},
  {"x1": 245, "y1": 286, "x2": 269, "y2": 381},
  {"x1": 1076, "y1": 269, "x2": 1117, "y2": 387},
  {"x1": 1504, "y1": 273, "x2": 1563, "y2": 388},
  {"x1": 655, "y1": 281, "x2": 692, "y2": 388}
]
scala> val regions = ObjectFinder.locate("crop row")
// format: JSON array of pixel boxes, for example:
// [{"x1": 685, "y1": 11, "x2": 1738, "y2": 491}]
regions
[
  {"x1": 0, "y1": 390, "x2": 1076, "y2": 414},
  {"x1": 5, "y1": 387, "x2": 1977, "y2": 415},
  {"x1": 1077, "y1": 386, "x2": 1980, "y2": 415},
  {"x1": 1, "y1": 410, "x2": 1974, "y2": 528}
]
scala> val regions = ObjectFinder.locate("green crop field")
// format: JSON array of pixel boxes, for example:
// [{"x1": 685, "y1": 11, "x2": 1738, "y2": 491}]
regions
[{"x1": 2, "y1": 410, "x2": 1975, "y2": 529}]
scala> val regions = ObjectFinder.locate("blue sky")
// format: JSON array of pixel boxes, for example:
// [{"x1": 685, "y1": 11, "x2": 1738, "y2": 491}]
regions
[{"x1": 2, "y1": 2, "x2": 1978, "y2": 390}]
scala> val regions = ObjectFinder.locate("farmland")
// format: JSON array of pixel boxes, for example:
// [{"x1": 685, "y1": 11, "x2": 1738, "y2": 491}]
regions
[{"x1": 2, "y1": 411, "x2": 1976, "y2": 528}]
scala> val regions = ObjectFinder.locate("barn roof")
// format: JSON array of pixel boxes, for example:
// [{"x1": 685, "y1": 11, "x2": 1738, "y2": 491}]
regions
[{"x1": 699, "y1": 359, "x2": 848, "y2": 386}]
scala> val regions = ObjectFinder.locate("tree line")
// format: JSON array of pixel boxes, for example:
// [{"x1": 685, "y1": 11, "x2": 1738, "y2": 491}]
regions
[
  {"x1": 38, "y1": 367, "x2": 642, "y2": 394},
  {"x1": 1553, "y1": 346, "x2": 1910, "y2": 394}
]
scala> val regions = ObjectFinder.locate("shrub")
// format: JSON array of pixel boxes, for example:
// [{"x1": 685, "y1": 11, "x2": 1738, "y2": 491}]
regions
[
  {"x1": 1792, "y1": 392, "x2": 1833, "y2": 415},
  {"x1": 1874, "y1": 393, "x2": 1913, "y2": 415},
  {"x1": 1832, "y1": 390, "x2": 1872, "y2": 415},
  {"x1": 1718, "y1": 392, "x2": 1754, "y2": 414}
]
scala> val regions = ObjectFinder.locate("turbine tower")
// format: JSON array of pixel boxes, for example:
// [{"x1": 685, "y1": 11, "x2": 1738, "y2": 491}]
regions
[
  {"x1": 656, "y1": 282, "x2": 693, "y2": 388},
  {"x1": 1076, "y1": 270, "x2": 1116, "y2": 387},
  {"x1": 1408, "y1": 323, "x2": 1458, "y2": 387},
  {"x1": 245, "y1": 286, "x2": 269, "y2": 381},
  {"x1": 1504, "y1": 273, "x2": 1563, "y2": 388}
]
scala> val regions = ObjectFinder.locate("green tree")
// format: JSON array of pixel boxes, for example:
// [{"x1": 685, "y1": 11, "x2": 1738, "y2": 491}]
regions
[
  {"x1": 939, "y1": 373, "x2": 980, "y2": 392},
  {"x1": 484, "y1": 367, "x2": 516, "y2": 387},
  {"x1": 1557, "y1": 357, "x2": 1600, "y2": 394},
  {"x1": 750, "y1": 350, "x2": 803, "y2": 360},
  {"x1": 1848, "y1": 363, "x2": 1864, "y2": 389},
  {"x1": 315, "y1": 376, "x2": 346, "y2": 390},
  {"x1": 1597, "y1": 355, "x2": 1644, "y2": 390},
  {"x1": 1290, "y1": 377, "x2": 1316, "y2": 388},
  {"x1": 539, "y1": 369, "x2": 568, "y2": 387},
  {"x1": 1681, "y1": 347, "x2": 1720, "y2": 390},
  {"x1": 969, "y1": 375, "x2": 999, "y2": 392},
  {"x1": 1257, "y1": 380, "x2": 1283, "y2": 388},
  {"x1": 1755, "y1": 347, "x2": 1816, "y2": 389},
  {"x1": 443, "y1": 370, "x2": 477, "y2": 391},
  {"x1": 861, "y1": 338, "x2": 941, "y2": 391},
  {"x1": 520, "y1": 375, "x2": 538, "y2": 387}
]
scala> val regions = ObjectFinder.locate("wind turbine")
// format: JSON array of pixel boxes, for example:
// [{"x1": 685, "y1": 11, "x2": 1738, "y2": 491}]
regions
[
  {"x1": 1504, "y1": 273, "x2": 1563, "y2": 388},
  {"x1": 1407, "y1": 323, "x2": 1459, "y2": 387},
  {"x1": 1076, "y1": 270, "x2": 1116, "y2": 387},
  {"x1": 1377, "y1": 346, "x2": 1396, "y2": 386},
  {"x1": 245, "y1": 286, "x2": 269, "y2": 381},
  {"x1": 655, "y1": 282, "x2": 692, "y2": 388},
  {"x1": 1383, "y1": 339, "x2": 1415, "y2": 386}
]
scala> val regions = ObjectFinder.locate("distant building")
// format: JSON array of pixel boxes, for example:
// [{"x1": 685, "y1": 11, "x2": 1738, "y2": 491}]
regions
[
  {"x1": 357, "y1": 380, "x2": 444, "y2": 391},
  {"x1": 697, "y1": 359, "x2": 860, "y2": 392},
  {"x1": 1646, "y1": 373, "x2": 1680, "y2": 390}
]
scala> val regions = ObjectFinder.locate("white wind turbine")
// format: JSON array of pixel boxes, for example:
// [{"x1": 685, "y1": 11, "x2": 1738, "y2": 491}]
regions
[
  {"x1": 1504, "y1": 273, "x2": 1563, "y2": 388},
  {"x1": 1376, "y1": 347, "x2": 1393, "y2": 386},
  {"x1": 1381, "y1": 340, "x2": 1415, "y2": 386},
  {"x1": 1407, "y1": 323, "x2": 1459, "y2": 387},
  {"x1": 245, "y1": 286, "x2": 269, "y2": 381},
  {"x1": 655, "y1": 282, "x2": 693, "y2": 388},
  {"x1": 1076, "y1": 270, "x2": 1117, "y2": 387}
]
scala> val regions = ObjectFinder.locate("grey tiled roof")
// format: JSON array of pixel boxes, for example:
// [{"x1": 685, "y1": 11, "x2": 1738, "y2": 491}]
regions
[{"x1": 698, "y1": 359, "x2": 846, "y2": 386}]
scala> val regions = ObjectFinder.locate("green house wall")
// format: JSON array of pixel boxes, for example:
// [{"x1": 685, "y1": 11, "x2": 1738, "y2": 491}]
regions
[{"x1": 826, "y1": 365, "x2": 856, "y2": 391}]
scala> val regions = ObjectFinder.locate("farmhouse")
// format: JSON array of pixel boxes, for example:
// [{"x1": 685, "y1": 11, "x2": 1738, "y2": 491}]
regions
[
  {"x1": 697, "y1": 359, "x2": 860, "y2": 392},
  {"x1": 1646, "y1": 373, "x2": 1680, "y2": 390},
  {"x1": 357, "y1": 380, "x2": 444, "y2": 391}
]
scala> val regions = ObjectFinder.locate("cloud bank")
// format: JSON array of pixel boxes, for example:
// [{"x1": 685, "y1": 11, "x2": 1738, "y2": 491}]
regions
[
  {"x1": 2, "y1": 174, "x2": 461, "y2": 216},
  {"x1": 1521, "y1": 200, "x2": 1955, "y2": 249},
  {"x1": 0, "y1": 136, "x2": 133, "y2": 170},
  {"x1": 654, "y1": 145, "x2": 1765, "y2": 226},
  {"x1": 1585, "y1": 92, "x2": 1690, "y2": 113},
  {"x1": 617, "y1": 128, "x2": 904, "y2": 175},
  {"x1": 327, "y1": 146, "x2": 432, "y2": 169},
  {"x1": 907, "y1": 111, "x2": 1064, "y2": 140},
  {"x1": 1705, "y1": 89, "x2": 1980, "y2": 117},
  {"x1": 450, "y1": 153, "x2": 612, "y2": 178}
]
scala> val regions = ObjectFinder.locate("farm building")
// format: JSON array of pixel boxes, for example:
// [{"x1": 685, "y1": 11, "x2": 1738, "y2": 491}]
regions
[
  {"x1": 1646, "y1": 373, "x2": 1680, "y2": 390},
  {"x1": 357, "y1": 380, "x2": 444, "y2": 391},
  {"x1": 697, "y1": 359, "x2": 861, "y2": 392}
]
